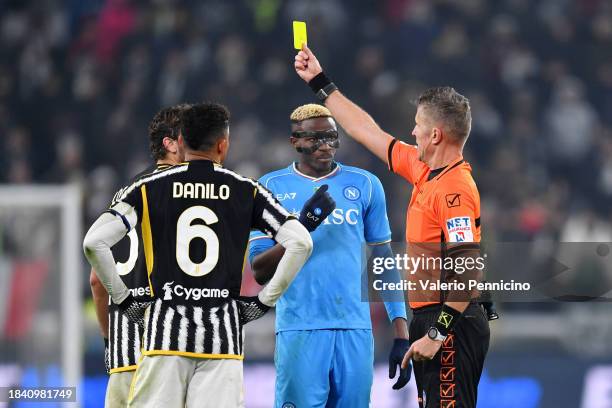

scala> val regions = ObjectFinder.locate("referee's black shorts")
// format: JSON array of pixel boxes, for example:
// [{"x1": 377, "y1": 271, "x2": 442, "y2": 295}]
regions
[{"x1": 409, "y1": 302, "x2": 490, "y2": 408}]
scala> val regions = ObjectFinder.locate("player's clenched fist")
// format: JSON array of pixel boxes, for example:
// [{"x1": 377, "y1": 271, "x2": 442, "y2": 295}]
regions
[{"x1": 294, "y1": 45, "x2": 323, "y2": 82}]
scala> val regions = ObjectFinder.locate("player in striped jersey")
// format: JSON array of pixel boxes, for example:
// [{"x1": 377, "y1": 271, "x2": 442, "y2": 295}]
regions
[
  {"x1": 89, "y1": 104, "x2": 189, "y2": 408},
  {"x1": 84, "y1": 102, "x2": 312, "y2": 408}
]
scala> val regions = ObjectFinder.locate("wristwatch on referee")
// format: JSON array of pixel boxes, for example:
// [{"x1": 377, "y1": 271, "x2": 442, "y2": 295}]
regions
[{"x1": 427, "y1": 326, "x2": 447, "y2": 342}]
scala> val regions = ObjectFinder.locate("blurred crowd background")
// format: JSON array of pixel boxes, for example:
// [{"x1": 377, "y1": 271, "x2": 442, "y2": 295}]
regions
[
  {"x1": 2, "y1": 0, "x2": 612, "y2": 242},
  {"x1": 1, "y1": 0, "x2": 612, "y2": 406}
]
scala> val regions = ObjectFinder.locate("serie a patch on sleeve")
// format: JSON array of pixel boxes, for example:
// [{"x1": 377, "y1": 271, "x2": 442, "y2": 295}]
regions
[{"x1": 445, "y1": 216, "x2": 473, "y2": 242}]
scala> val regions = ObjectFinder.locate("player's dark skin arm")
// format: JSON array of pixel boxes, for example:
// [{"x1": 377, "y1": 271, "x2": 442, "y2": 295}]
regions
[
  {"x1": 251, "y1": 115, "x2": 339, "y2": 284},
  {"x1": 392, "y1": 318, "x2": 409, "y2": 338},
  {"x1": 251, "y1": 244, "x2": 285, "y2": 285},
  {"x1": 90, "y1": 269, "x2": 109, "y2": 338},
  {"x1": 369, "y1": 243, "x2": 409, "y2": 339}
]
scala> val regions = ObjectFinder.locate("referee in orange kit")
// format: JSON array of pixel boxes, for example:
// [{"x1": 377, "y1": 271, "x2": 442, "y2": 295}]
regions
[{"x1": 294, "y1": 45, "x2": 490, "y2": 408}]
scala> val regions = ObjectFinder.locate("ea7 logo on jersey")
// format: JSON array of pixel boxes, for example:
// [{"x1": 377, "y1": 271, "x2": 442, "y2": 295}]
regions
[
  {"x1": 275, "y1": 192, "x2": 297, "y2": 201},
  {"x1": 162, "y1": 281, "x2": 229, "y2": 301},
  {"x1": 446, "y1": 216, "x2": 473, "y2": 242}
]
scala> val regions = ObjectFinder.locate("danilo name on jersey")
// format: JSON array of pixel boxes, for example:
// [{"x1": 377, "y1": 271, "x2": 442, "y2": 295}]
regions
[{"x1": 172, "y1": 182, "x2": 231, "y2": 200}]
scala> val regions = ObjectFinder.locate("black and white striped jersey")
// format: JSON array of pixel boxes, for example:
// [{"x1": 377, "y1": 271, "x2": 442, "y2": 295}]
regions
[
  {"x1": 107, "y1": 164, "x2": 169, "y2": 372},
  {"x1": 113, "y1": 160, "x2": 290, "y2": 359},
  {"x1": 142, "y1": 298, "x2": 243, "y2": 357},
  {"x1": 107, "y1": 308, "x2": 142, "y2": 372}
]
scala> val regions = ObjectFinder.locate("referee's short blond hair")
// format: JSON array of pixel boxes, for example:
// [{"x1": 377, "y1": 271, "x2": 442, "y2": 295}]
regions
[{"x1": 290, "y1": 104, "x2": 333, "y2": 123}]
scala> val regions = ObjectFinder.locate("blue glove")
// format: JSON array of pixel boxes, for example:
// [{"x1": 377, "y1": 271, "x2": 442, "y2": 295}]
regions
[{"x1": 389, "y1": 338, "x2": 411, "y2": 390}]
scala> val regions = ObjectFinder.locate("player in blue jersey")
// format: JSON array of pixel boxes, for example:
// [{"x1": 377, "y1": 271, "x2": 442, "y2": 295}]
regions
[{"x1": 249, "y1": 104, "x2": 411, "y2": 407}]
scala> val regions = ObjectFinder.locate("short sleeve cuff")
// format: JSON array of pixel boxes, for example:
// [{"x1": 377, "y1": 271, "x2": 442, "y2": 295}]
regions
[{"x1": 387, "y1": 138, "x2": 398, "y2": 172}]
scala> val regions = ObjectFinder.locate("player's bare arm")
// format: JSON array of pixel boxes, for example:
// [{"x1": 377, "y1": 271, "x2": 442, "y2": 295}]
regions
[
  {"x1": 90, "y1": 269, "x2": 109, "y2": 338},
  {"x1": 393, "y1": 317, "x2": 409, "y2": 339},
  {"x1": 251, "y1": 244, "x2": 285, "y2": 285},
  {"x1": 368, "y1": 241, "x2": 411, "y2": 388},
  {"x1": 369, "y1": 242, "x2": 409, "y2": 340},
  {"x1": 294, "y1": 45, "x2": 394, "y2": 163},
  {"x1": 252, "y1": 184, "x2": 334, "y2": 285}
]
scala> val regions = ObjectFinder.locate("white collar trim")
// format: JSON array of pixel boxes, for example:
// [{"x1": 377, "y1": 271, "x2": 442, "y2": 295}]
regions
[{"x1": 292, "y1": 162, "x2": 341, "y2": 181}]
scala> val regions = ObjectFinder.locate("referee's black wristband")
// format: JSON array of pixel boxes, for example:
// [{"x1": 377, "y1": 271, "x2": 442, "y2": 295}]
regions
[
  {"x1": 308, "y1": 72, "x2": 338, "y2": 101},
  {"x1": 434, "y1": 304, "x2": 462, "y2": 337}
]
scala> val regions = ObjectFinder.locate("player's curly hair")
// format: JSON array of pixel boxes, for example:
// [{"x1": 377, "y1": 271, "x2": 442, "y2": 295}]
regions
[
  {"x1": 181, "y1": 102, "x2": 230, "y2": 151},
  {"x1": 148, "y1": 103, "x2": 191, "y2": 160},
  {"x1": 290, "y1": 104, "x2": 332, "y2": 123},
  {"x1": 417, "y1": 87, "x2": 472, "y2": 141}
]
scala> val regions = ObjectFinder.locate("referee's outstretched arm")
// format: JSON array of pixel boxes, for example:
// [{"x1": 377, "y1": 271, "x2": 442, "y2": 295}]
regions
[
  {"x1": 251, "y1": 185, "x2": 334, "y2": 285},
  {"x1": 294, "y1": 45, "x2": 394, "y2": 164}
]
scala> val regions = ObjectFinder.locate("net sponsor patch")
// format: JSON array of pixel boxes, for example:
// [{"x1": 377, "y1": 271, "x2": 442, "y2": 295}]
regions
[{"x1": 446, "y1": 216, "x2": 473, "y2": 242}]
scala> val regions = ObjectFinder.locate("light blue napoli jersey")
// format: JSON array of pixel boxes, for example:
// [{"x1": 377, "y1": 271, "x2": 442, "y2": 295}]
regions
[{"x1": 249, "y1": 162, "x2": 406, "y2": 332}]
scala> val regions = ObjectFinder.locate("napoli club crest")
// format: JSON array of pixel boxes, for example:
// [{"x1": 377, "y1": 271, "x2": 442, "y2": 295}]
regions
[{"x1": 343, "y1": 186, "x2": 361, "y2": 201}]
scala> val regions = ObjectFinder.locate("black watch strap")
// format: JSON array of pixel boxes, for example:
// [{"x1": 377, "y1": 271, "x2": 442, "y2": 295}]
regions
[
  {"x1": 309, "y1": 72, "x2": 338, "y2": 102},
  {"x1": 316, "y1": 82, "x2": 338, "y2": 101}
]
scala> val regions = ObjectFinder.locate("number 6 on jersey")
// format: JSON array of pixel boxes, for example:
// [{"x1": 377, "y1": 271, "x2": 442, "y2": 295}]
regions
[{"x1": 176, "y1": 205, "x2": 220, "y2": 277}]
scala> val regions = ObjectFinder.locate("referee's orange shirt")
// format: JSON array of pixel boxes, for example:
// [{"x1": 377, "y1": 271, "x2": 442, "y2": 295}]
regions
[{"x1": 387, "y1": 139, "x2": 481, "y2": 309}]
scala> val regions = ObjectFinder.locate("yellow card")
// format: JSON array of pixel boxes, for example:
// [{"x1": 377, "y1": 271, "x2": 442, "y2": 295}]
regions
[{"x1": 293, "y1": 21, "x2": 307, "y2": 50}]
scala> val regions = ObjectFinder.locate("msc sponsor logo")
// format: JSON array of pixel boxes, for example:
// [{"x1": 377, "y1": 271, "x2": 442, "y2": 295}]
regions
[
  {"x1": 323, "y1": 208, "x2": 359, "y2": 225},
  {"x1": 343, "y1": 186, "x2": 361, "y2": 201},
  {"x1": 445, "y1": 216, "x2": 473, "y2": 243},
  {"x1": 162, "y1": 281, "x2": 229, "y2": 301},
  {"x1": 290, "y1": 208, "x2": 360, "y2": 225}
]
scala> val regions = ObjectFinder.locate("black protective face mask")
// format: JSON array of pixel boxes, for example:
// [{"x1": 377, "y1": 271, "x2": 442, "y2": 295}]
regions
[{"x1": 291, "y1": 130, "x2": 340, "y2": 154}]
